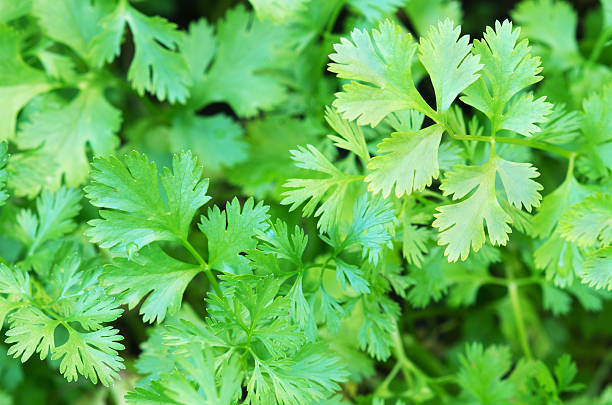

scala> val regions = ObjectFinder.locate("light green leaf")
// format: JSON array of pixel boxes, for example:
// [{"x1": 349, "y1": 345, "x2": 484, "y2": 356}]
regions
[
  {"x1": 434, "y1": 156, "x2": 542, "y2": 261},
  {"x1": 281, "y1": 145, "x2": 357, "y2": 231},
  {"x1": 560, "y1": 193, "x2": 612, "y2": 246},
  {"x1": 0, "y1": 25, "x2": 51, "y2": 140},
  {"x1": 32, "y1": 0, "x2": 109, "y2": 60},
  {"x1": 325, "y1": 107, "x2": 369, "y2": 163},
  {"x1": 15, "y1": 187, "x2": 81, "y2": 255},
  {"x1": 16, "y1": 85, "x2": 121, "y2": 187},
  {"x1": 199, "y1": 198, "x2": 269, "y2": 274},
  {"x1": 194, "y1": 6, "x2": 288, "y2": 117},
  {"x1": 103, "y1": 245, "x2": 200, "y2": 323},
  {"x1": 329, "y1": 19, "x2": 429, "y2": 126},
  {"x1": 418, "y1": 19, "x2": 482, "y2": 112},
  {"x1": 366, "y1": 124, "x2": 443, "y2": 198},
  {"x1": 582, "y1": 247, "x2": 612, "y2": 290},
  {"x1": 250, "y1": 0, "x2": 308, "y2": 22},
  {"x1": 461, "y1": 20, "x2": 551, "y2": 136},
  {"x1": 86, "y1": 151, "x2": 210, "y2": 256},
  {"x1": 90, "y1": 2, "x2": 191, "y2": 103},
  {"x1": 171, "y1": 113, "x2": 247, "y2": 171},
  {"x1": 51, "y1": 327, "x2": 124, "y2": 386},
  {"x1": 511, "y1": 0, "x2": 582, "y2": 71}
]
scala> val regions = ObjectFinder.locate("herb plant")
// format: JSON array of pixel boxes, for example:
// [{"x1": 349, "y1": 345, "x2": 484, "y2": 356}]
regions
[{"x1": 0, "y1": 0, "x2": 611, "y2": 404}]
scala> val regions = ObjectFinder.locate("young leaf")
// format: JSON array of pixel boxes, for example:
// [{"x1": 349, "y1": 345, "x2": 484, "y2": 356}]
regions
[
  {"x1": 434, "y1": 156, "x2": 542, "y2": 261},
  {"x1": 16, "y1": 85, "x2": 121, "y2": 187},
  {"x1": 90, "y1": 2, "x2": 191, "y2": 103},
  {"x1": 103, "y1": 245, "x2": 200, "y2": 323},
  {"x1": 0, "y1": 25, "x2": 51, "y2": 140},
  {"x1": 281, "y1": 145, "x2": 357, "y2": 231},
  {"x1": 418, "y1": 19, "x2": 482, "y2": 113},
  {"x1": 199, "y1": 198, "x2": 270, "y2": 274},
  {"x1": 366, "y1": 124, "x2": 443, "y2": 198},
  {"x1": 559, "y1": 193, "x2": 612, "y2": 246},
  {"x1": 86, "y1": 151, "x2": 210, "y2": 256},
  {"x1": 328, "y1": 19, "x2": 430, "y2": 126}
]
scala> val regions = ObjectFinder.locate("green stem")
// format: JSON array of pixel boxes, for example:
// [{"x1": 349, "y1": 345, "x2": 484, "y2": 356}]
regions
[
  {"x1": 508, "y1": 281, "x2": 532, "y2": 359},
  {"x1": 588, "y1": 27, "x2": 612, "y2": 64},
  {"x1": 447, "y1": 132, "x2": 574, "y2": 158},
  {"x1": 179, "y1": 238, "x2": 222, "y2": 297}
]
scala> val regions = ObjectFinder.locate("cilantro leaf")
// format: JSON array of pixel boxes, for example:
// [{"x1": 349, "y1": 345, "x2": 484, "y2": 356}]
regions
[
  {"x1": 15, "y1": 187, "x2": 81, "y2": 255},
  {"x1": 103, "y1": 245, "x2": 200, "y2": 323},
  {"x1": 418, "y1": 19, "x2": 482, "y2": 113},
  {"x1": 32, "y1": 0, "x2": 109, "y2": 61},
  {"x1": 582, "y1": 247, "x2": 612, "y2": 290},
  {"x1": 16, "y1": 85, "x2": 121, "y2": 187},
  {"x1": 199, "y1": 198, "x2": 269, "y2": 274},
  {"x1": 86, "y1": 151, "x2": 210, "y2": 256},
  {"x1": 0, "y1": 25, "x2": 51, "y2": 140},
  {"x1": 90, "y1": 1, "x2": 191, "y2": 103},
  {"x1": 250, "y1": 0, "x2": 308, "y2": 22},
  {"x1": 281, "y1": 145, "x2": 358, "y2": 231},
  {"x1": 170, "y1": 113, "x2": 248, "y2": 172},
  {"x1": 511, "y1": 0, "x2": 582, "y2": 71},
  {"x1": 328, "y1": 20, "x2": 430, "y2": 126},
  {"x1": 434, "y1": 156, "x2": 542, "y2": 261},
  {"x1": 559, "y1": 192, "x2": 612, "y2": 247},
  {"x1": 366, "y1": 124, "x2": 443, "y2": 198},
  {"x1": 192, "y1": 6, "x2": 288, "y2": 117},
  {"x1": 461, "y1": 20, "x2": 552, "y2": 136},
  {"x1": 457, "y1": 343, "x2": 513, "y2": 405}
]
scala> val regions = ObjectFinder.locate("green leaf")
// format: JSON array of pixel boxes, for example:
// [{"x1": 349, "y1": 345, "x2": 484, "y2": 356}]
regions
[
  {"x1": 246, "y1": 343, "x2": 348, "y2": 405},
  {"x1": 5, "y1": 306, "x2": 58, "y2": 362},
  {"x1": 199, "y1": 198, "x2": 269, "y2": 274},
  {"x1": 15, "y1": 187, "x2": 81, "y2": 255},
  {"x1": 532, "y1": 175, "x2": 589, "y2": 239},
  {"x1": 343, "y1": 193, "x2": 395, "y2": 264},
  {"x1": 128, "y1": 346, "x2": 242, "y2": 405},
  {"x1": 457, "y1": 343, "x2": 513, "y2": 405},
  {"x1": 51, "y1": 327, "x2": 124, "y2": 386},
  {"x1": 418, "y1": 19, "x2": 482, "y2": 113},
  {"x1": 461, "y1": 20, "x2": 551, "y2": 136},
  {"x1": 348, "y1": 0, "x2": 405, "y2": 22},
  {"x1": 328, "y1": 19, "x2": 430, "y2": 126},
  {"x1": 325, "y1": 107, "x2": 369, "y2": 163},
  {"x1": 193, "y1": 6, "x2": 288, "y2": 117},
  {"x1": 405, "y1": 0, "x2": 462, "y2": 36},
  {"x1": 0, "y1": 25, "x2": 51, "y2": 140},
  {"x1": 90, "y1": 2, "x2": 191, "y2": 103},
  {"x1": 32, "y1": 0, "x2": 109, "y2": 60},
  {"x1": 103, "y1": 245, "x2": 200, "y2": 323},
  {"x1": 257, "y1": 219, "x2": 308, "y2": 267},
  {"x1": 366, "y1": 124, "x2": 443, "y2": 198},
  {"x1": 582, "y1": 247, "x2": 612, "y2": 290},
  {"x1": 170, "y1": 113, "x2": 248, "y2": 172},
  {"x1": 358, "y1": 293, "x2": 399, "y2": 360},
  {"x1": 16, "y1": 85, "x2": 121, "y2": 187},
  {"x1": 249, "y1": 0, "x2": 308, "y2": 22},
  {"x1": 86, "y1": 151, "x2": 210, "y2": 256},
  {"x1": 335, "y1": 259, "x2": 370, "y2": 294},
  {"x1": 434, "y1": 156, "x2": 542, "y2": 261},
  {"x1": 560, "y1": 193, "x2": 612, "y2": 247},
  {"x1": 281, "y1": 145, "x2": 357, "y2": 231},
  {"x1": 511, "y1": 0, "x2": 582, "y2": 71}
]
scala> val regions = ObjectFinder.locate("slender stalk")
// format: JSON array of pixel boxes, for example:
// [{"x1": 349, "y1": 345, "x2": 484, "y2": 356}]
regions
[
  {"x1": 447, "y1": 132, "x2": 574, "y2": 158},
  {"x1": 588, "y1": 28, "x2": 612, "y2": 64},
  {"x1": 179, "y1": 238, "x2": 222, "y2": 297},
  {"x1": 508, "y1": 281, "x2": 532, "y2": 359}
]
